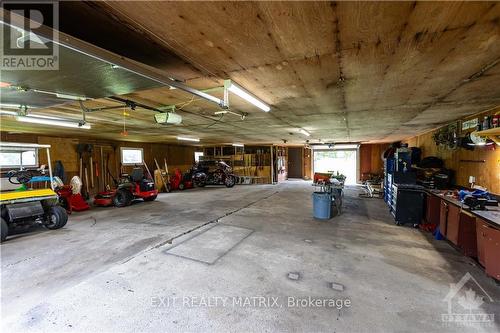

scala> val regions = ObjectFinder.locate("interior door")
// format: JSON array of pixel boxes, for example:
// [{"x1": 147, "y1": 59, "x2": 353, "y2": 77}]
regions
[{"x1": 287, "y1": 147, "x2": 302, "y2": 178}]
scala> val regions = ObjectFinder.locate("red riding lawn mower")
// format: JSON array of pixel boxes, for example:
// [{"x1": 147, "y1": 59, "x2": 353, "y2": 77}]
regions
[{"x1": 93, "y1": 166, "x2": 158, "y2": 207}]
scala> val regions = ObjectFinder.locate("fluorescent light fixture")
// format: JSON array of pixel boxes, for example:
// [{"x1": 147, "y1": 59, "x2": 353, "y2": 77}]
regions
[
  {"x1": 0, "y1": 103, "x2": 23, "y2": 109},
  {"x1": 0, "y1": 109, "x2": 19, "y2": 116},
  {"x1": 311, "y1": 143, "x2": 360, "y2": 150},
  {"x1": 334, "y1": 143, "x2": 360, "y2": 149},
  {"x1": 55, "y1": 93, "x2": 86, "y2": 101},
  {"x1": 16, "y1": 116, "x2": 91, "y2": 129},
  {"x1": 232, "y1": 143, "x2": 244, "y2": 147},
  {"x1": 30, "y1": 89, "x2": 86, "y2": 101},
  {"x1": 177, "y1": 136, "x2": 200, "y2": 142},
  {"x1": 26, "y1": 113, "x2": 67, "y2": 120},
  {"x1": 225, "y1": 80, "x2": 270, "y2": 112},
  {"x1": 299, "y1": 129, "x2": 311, "y2": 137}
]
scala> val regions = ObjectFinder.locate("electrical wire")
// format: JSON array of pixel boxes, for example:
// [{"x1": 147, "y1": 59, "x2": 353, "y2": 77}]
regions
[
  {"x1": 175, "y1": 96, "x2": 197, "y2": 110},
  {"x1": 205, "y1": 113, "x2": 225, "y2": 128}
]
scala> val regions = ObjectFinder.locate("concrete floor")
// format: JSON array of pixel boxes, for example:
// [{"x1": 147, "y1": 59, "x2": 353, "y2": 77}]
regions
[{"x1": 1, "y1": 180, "x2": 499, "y2": 332}]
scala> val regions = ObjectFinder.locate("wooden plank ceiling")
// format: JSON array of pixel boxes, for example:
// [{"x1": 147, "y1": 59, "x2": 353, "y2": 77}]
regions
[{"x1": 1, "y1": 1, "x2": 499, "y2": 145}]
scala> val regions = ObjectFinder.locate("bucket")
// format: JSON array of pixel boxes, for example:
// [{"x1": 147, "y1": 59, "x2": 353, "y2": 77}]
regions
[{"x1": 312, "y1": 192, "x2": 332, "y2": 219}]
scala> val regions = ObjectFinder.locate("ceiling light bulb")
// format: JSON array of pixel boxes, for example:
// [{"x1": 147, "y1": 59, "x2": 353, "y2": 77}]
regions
[
  {"x1": 177, "y1": 136, "x2": 200, "y2": 142},
  {"x1": 232, "y1": 143, "x2": 244, "y2": 147}
]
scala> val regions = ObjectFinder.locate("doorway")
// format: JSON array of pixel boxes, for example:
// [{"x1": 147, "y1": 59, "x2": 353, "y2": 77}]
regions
[
  {"x1": 287, "y1": 147, "x2": 302, "y2": 178},
  {"x1": 313, "y1": 149, "x2": 358, "y2": 185}
]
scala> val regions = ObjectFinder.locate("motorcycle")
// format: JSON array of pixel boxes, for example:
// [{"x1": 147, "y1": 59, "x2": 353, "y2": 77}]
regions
[{"x1": 191, "y1": 161, "x2": 237, "y2": 188}]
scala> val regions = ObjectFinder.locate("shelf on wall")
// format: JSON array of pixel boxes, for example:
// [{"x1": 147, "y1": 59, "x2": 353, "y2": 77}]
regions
[{"x1": 476, "y1": 128, "x2": 500, "y2": 136}]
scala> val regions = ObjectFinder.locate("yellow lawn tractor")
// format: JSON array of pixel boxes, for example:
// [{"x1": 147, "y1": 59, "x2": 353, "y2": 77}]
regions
[{"x1": 0, "y1": 143, "x2": 68, "y2": 242}]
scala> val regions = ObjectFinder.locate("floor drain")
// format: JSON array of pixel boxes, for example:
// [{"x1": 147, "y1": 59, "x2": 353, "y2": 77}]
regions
[{"x1": 330, "y1": 282, "x2": 345, "y2": 291}]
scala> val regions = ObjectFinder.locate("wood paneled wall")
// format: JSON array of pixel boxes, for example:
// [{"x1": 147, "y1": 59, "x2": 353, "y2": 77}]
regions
[
  {"x1": 405, "y1": 131, "x2": 499, "y2": 194},
  {"x1": 1, "y1": 132, "x2": 197, "y2": 195},
  {"x1": 303, "y1": 147, "x2": 312, "y2": 180},
  {"x1": 359, "y1": 143, "x2": 390, "y2": 180}
]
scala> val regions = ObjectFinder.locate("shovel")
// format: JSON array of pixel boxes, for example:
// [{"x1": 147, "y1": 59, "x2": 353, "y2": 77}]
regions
[
  {"x1": 76, "y1": 143, "x2": 86, "y2": 180},
  {"x1": 87, "y1": 144, "x2": 94, "y2": 188}
]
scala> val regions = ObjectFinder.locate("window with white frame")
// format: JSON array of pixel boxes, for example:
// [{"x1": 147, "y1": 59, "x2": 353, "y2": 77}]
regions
[
  {"x1": 194, "y1": 151, "x2": 204, "y2": 162},
  {"x1": 120, "y1": 147, "x2": 144, "y2": 165},
  {"x1": 0, "y1": 149, "x2": 37, "y2": 168}
]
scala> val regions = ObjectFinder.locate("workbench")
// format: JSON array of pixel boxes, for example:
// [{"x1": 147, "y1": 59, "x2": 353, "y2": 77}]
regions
[{"x1": 426, "y1": 190, "x2": 500, "y2": 280}]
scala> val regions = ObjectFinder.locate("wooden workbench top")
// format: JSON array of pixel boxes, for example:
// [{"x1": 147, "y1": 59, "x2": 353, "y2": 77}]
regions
[{"x1": 426, "y1": 190, "x2": 500, "y2": 227}]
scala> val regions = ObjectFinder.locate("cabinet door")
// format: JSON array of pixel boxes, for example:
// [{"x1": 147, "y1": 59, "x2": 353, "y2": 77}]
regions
[
  {"x1": 446, "y1": 204, "x2": 461, "y2": 245},
  {"x1": 458, "y1": 212, "x2": 477, "y2": 257},
  {"x1": 484, "y1": 225, "x2": 500, "y2": 280},
  {"x1": 426, "y1": 195, "x2": 440, "y2": 225},
  {"x1": 439, "y1": 200, "x2": 448, "y2": 236},
  {"x1": 476, "y1": 219, "x2": 488, "y2": 266}
]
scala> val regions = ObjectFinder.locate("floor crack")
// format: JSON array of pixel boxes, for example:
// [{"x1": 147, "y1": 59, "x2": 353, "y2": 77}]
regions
[
  {"x1": 121, "y1": 190, "x2": 280, "y2": 263},
  {"x1": 150, "y1": 190, "x2": 279, "y2": 250}
]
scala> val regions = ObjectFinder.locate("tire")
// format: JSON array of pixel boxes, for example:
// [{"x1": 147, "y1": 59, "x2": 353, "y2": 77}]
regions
[
  {"x1": 143, "y1": 195, "x2": 157, "y2": 202},
  {"x1": 195, "y1": 179, "x2": 206, "y2": 187},
  {"x1": 59, "y1": 197, "x2": 71, "y2": 214},
  {"x1": 225, "y1": 175, "x2": 236, "y2": 188},
  {"x1": 193, "y1": 173, "x2": 206, "y2": 187},
  {"x1": 1, "y1": 218, "x2": 8, "y2": 242},
  {"x1": 178, "y1": 183, "x2": 185, "y2": 190},
  {"x1": 113, "y1": 189, "x2": 133, "y2": 207},
  {"x1": 45, "y1": 206, "x2": 68, "y2": 230}
]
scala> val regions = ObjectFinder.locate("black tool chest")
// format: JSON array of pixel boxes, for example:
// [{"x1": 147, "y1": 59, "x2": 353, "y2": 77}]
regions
[{"x1": 391, "y1": 183, "x2": 425, "y2": 226}]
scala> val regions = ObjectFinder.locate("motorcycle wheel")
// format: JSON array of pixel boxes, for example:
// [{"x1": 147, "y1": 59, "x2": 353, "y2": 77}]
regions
[
  {"x1": 195, "y1": 179, "x2": 206, "y2": 187},
  {"x1": 225, "y1": 175, "x2": 236, "y2": 188}
]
